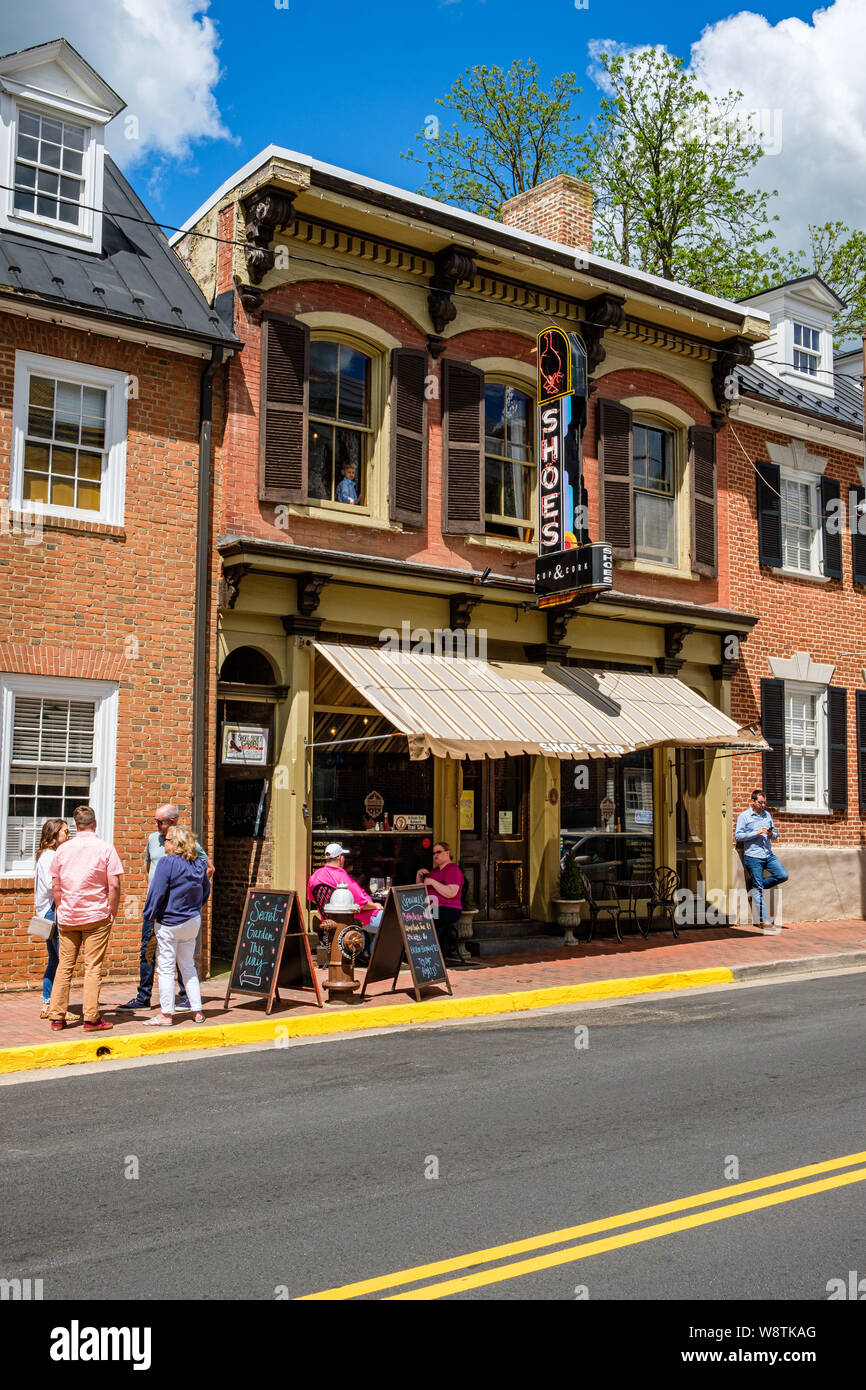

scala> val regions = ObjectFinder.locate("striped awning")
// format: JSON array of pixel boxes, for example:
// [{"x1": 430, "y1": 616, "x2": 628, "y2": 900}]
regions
[{"x1": 313, "y1": 642, "x2": 766, "y2": 761}]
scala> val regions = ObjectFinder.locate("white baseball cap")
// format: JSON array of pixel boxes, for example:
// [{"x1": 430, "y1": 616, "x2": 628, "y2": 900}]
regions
[{"x1": 324, "y1": 842, "x2": 347, "y2": 860}]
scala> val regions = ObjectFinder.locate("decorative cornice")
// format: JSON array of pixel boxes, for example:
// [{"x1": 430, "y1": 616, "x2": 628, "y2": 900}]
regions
[
  {"x1": 581, "y1": 292, "x2": 627, "y2": 375},
  {"x1": 219, "y1": 563, "x2": 250, "y2": 610},
  {"x1": 294, "y1": 571, "x2": 331, "y2": 617},
  {"x1": 449, "y1": 593, "x2": 482, "y2": 631},
  {"x1": 243, "y1": 186, "x2": 298, "y2": 284},
  {"x1": 711, "y1": 335, "x2": 755, "y2": 411},
  {"x1": 427, "y1": 246, "x2": 478, "y2": 349}
]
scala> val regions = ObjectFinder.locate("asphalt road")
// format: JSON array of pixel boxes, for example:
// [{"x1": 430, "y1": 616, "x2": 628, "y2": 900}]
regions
[{"x1": 2, "y1": 972, "x2": 866, "y2": 1302}]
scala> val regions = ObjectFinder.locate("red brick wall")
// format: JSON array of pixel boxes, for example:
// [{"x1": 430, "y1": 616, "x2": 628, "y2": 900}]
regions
[
  {"x1": 727, "y1": 416, "x2": 863, "y2": 845},
  {"x1": 501, "y1": 176, "x2": 593, "y2": 253},
  {"x1": 0, "y1": 317, "x2": 209, "y2": 989}
]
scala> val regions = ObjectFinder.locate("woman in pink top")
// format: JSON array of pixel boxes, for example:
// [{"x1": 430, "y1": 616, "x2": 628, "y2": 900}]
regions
[{"x1": 417, "y1": 841, "x2": 464, "y2": 963}]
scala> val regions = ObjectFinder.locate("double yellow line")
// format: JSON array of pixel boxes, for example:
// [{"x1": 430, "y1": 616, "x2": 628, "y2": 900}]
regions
[{"x1": 298, "y1": 1148, "x2": 866, "y2": 1300}]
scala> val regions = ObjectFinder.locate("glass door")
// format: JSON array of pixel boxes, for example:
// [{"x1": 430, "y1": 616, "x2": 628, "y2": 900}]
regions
[{"x1": 459, "y1": 756, "x2": 528, "y2": 921}]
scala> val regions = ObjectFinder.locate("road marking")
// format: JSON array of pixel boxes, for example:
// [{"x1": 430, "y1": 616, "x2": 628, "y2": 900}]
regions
[
  {"x1": 389, "y1": 1165, "x2": 866, "y2": 1299},
  {"x1": 297, "y1": 1148, "x2": 866, "y2": 1299}
]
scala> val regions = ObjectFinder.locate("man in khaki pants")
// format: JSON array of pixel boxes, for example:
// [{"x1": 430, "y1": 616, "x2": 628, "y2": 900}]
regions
[{"x1": 49, "y1": 805, "x2": 123, "y2": 1032}]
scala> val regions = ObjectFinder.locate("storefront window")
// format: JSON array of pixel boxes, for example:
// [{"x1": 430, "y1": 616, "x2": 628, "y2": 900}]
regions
[
  {"x1": 311, "y1": 708, "x2": 434, "y2": 888},
  {"x1": 560, "y1": 751, "x2": 654, "y2": 885}
]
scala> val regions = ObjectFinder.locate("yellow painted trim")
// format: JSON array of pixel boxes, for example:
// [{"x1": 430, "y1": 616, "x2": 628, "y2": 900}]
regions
[
  {"x1": 299, "y1": 1147, "x2": 866, "y2": 1300},
  {"x1": 0, "y1": 967, "x2": 733, "y2": 1075},
  {"x1": 391, "y1": 1166, "x2": 866, "y2": 1299}
]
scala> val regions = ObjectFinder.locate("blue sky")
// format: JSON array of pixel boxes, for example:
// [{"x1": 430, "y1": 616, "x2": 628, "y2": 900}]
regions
[
  {"x1": 154, "y1": 0, "x2": 822, "y2": 231},
  {"x1": 2, "y1": 0, "x2": 861, "y2": 250}
]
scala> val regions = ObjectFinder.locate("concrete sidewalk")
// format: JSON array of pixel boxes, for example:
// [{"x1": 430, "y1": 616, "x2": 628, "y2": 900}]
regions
[{"x1": 2, "y1": 918, "x2": 865, "y2": 1074}]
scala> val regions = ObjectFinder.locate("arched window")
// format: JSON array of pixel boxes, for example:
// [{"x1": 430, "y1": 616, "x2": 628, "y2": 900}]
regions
[
  {"x1": 484, "y1": 380, "x2": 535, "y2": 541},
  {"x1": 308, "y1": 340, "x2": 372, "y2": 505},
  {"x1": 220, "y1": 647, "x2": 277, "y2": 685}
]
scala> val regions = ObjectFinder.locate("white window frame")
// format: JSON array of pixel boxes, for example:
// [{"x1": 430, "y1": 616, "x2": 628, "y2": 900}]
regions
[
  {"x1": 10, "y1": 351, "x2": 128, "y2": 526},
  {"x1": 792, "y1": 321, "x2": 820, "y2": 378},
  {"x1": 0, "y1": 674, "x2": 119, "y2": 876},
  {"x1": 483, "y1": 376, "x2": 536, "y2": 541},
  {"x1": 0, "y1": 91, "x2": 104, "y2": 252},
  {"x1": 784, "y1": 679, "x2": 828, "y2": 815},
  {"x1": 779, "y1": 468, "x2": 822, "y2": 577}
]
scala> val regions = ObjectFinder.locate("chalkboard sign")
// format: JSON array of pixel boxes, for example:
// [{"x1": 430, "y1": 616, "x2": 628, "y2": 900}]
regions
[
  {"x1": 360, "y1": 884, "x2": 451, "y2": 1003},
  {"x1": 225, "y1": 890, "x2": 323, "y2": 1014}
]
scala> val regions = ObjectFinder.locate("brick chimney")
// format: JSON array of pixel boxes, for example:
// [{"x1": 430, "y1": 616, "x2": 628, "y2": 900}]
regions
[{"x1": 500, "y1": 174, "x2": 592, "y2": 252}]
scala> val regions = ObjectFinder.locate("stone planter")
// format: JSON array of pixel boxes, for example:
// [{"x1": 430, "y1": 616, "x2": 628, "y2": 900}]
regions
[
  {"x1": 552, "y1": 897, "x2": 584, "y2": 944},
  {"x1": 456, "y1": 907, "x2": 479, "y2": 962}
]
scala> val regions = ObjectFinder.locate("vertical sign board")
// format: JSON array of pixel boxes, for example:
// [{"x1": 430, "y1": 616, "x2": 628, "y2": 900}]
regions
[
  {"x1": 535, "y1": 326, "x2": 613, "y2": 602},
  {"x1": 360, "y1": 884, "x2": 452, "y2": 1003},
  {"x1": 225, "y1": 889, "x2": 323, "y2": 1014}
]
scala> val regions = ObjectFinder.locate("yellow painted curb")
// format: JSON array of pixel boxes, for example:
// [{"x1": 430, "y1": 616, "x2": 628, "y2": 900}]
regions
[{"x1": 0, "y1": 967, "x2": 734, "y2": 1076}]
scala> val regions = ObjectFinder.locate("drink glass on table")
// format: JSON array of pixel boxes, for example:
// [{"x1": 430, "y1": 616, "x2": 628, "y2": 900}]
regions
[{"x1": 369, "y1": 877, "x2": 380, "y2": 896}]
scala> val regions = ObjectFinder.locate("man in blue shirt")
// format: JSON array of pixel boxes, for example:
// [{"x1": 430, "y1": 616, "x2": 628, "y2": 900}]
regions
[{"x1": 735, "y1": 788, "x2": 788, "y2": 933}]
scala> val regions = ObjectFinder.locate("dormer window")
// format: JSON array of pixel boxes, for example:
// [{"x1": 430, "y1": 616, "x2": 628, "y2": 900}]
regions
[
  {"x1": 0, "y1": 37, "x2": 124, "y2": 254},
  {"x1": 13, "y1": 109, "x2": 87, "y2": 230},
  {"x1": 793, "y1": 323, "x2": 820, "y2": 377}
]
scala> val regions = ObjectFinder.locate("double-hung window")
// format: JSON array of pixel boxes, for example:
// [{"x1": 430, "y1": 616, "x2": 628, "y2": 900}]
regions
[
  {"x1": 780, "y1": 475, "x2": 820, "y2": 573},
  {"x1": 13, "y1": 109, "x2": 87, "y2": 230},
  {"x1": 11, "y1": 353, "x2": 127, "y2": 525},
  {"x1": 484, "y1": 382, "x2": 535, "y2": 541},
  {"x1": 785, "y1": 686, "x2": 822, "y2": 809},
  {"x1": 793, "y1": 323, "x2": 820, "y2": 377},
  {"x1": 633, "y1": 422, "x2": 677, "y2": 566},
  {"x1": 308, "y1": 341, "x2": 372, "y2": 506},
  {"x1": 0, "y1": 676, "x2": 118, "y2": 874}
]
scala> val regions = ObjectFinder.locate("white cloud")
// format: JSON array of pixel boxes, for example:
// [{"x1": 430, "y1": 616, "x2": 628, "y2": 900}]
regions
[
  {"x1": 692, "y1": 0, "x2": 866, "y2": 250},
  {"x1": 586, "y1": 2, "x2": 866, "y2": 253},
  {"x1": 0, "y1": 0, "x2": 232, "y2": 171}
]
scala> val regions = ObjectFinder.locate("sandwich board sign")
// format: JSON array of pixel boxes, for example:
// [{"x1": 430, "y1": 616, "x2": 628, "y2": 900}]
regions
[
  {"x1": 359, "y1": 884, "x2": 452, "y2": 1003},
  {"x1": 225, "y1": 889, "x2": 323, "y2": 1014}
]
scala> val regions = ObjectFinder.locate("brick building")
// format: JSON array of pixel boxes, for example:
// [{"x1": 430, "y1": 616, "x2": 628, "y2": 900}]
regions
[
  {"x1": 0, "y1": 40, "x2": 237, "y2": 989},
  {"x1": 175, "y1": 150, "x2": 772, "y2": 954},
  {"x1": 729, "y1": 276, "x2": 865, "y2": 920}
]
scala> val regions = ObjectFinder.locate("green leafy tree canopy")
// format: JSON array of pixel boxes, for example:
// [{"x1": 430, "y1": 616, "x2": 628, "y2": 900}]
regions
[
  {"x1": 402, "y1": 60, "x2": 585, "y2": 220},
  {"x1": 582, "y1": 47, "x2": 787, "y2": 298}
]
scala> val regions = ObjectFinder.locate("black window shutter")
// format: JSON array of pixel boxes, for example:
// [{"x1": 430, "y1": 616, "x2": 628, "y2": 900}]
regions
[
  {"x1": 259, "y1": 313, "x2": 309, "y2": 503},
  {"x1": 851, "y1": 486, "x2": 866, "y2": 583},
  {"x1": 389, "y1": 348, "x2": 428, "y2": 527},
  {"x1": 856, "y1": 691, "x2": 866, "y2": 811},
  {"x1": 761, "y1": 678, "x2": 786, "y2": 808},
  {"x1": 689, "y1": 424, "x2": 717, "y2": 576},
  {"x1": 598, "y1": 398, "x2": 634, "y2": 559},
  {"x1": 756, "y1": 461, "x2": 782, "y2": 568},
  {"x1": 442, "y1": 361, "x2": 484, "y2": 535},
  {"x1": 820, "y1": 476, "x2": 843, "y2": 578},
  {"x1": 827, "y1": 686, "x2": 848, "y2": 810}
]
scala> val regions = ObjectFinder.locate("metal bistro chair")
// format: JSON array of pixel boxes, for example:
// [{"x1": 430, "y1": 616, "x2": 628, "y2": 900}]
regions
[
  {"x1": 309, "y1": 881, "x2": 334, "y2": 968},
  {"x1": 578, "y1": 868, "x2": 623, "y2": 944},
  {"x1": 647, "y1": 866, "x2": 681, "y2": 939}
]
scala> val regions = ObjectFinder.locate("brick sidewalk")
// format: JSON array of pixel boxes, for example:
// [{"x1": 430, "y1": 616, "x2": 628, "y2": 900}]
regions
[{"x1": 3, "y1": 919, "x2": 864, "y2": 1051}]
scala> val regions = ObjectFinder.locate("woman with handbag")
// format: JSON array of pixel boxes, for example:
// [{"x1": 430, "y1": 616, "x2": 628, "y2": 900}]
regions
[{"x1": 33, "y1": 818, "x2": 70, "y2": 1019}]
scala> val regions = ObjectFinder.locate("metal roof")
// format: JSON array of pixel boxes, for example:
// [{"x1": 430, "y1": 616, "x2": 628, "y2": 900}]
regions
[
  {"x1": 0, "y1": 155, "x2": 238, "y2": 348},
  {"x1": 735, "y1": 360, "x2": 862, "y2": 432}
]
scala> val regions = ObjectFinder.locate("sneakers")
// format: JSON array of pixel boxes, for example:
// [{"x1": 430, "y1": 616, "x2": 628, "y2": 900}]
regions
[
  {"x1": 83, "y1": 1018, "x2": 114, "y2": 1032},
  {"x1": 116, "y1": 997, "x2": 151, "y2": 1010},
  {"x1": 762, "y1": 925, "x2": 782, "y2": 935},
  {"x1": 50, "y1": 1019, "x2": 65, "y2": 1031}
]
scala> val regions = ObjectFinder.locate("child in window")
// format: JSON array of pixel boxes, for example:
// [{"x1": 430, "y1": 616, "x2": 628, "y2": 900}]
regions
[{"x1": 336, "y1": 461, "x2": 359, "y2": 505}]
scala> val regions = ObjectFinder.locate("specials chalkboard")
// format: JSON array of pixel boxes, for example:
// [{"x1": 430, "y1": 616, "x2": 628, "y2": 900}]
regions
[
  {"x1": 360, "y1": 884, "x2": 451, "y2": 1003},
  {"x1": 224, "y1": 889, "x2": 323, "y2": 1014}
]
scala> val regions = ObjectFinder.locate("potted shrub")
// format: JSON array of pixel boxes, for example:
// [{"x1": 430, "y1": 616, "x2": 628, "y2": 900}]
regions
[{"x1": 553, "y1": 850, "x2": 585, "y2": 942}]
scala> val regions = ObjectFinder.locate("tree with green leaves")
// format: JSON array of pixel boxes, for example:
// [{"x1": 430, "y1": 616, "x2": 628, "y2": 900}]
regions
[
  {"x1": 792, "y1": 222, "x2": 866, "y2": 346},
  {"x1": 402, "y1": 60, "x2": 585, "y2": 219},
  {"x1": 582, "y1": 48, "x2": 788, "y2": 298}
]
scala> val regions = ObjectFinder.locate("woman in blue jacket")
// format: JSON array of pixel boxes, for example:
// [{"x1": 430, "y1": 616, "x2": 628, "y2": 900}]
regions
[{"x1": 143, "y1": 825, "x2": 211, "y2": 1026}]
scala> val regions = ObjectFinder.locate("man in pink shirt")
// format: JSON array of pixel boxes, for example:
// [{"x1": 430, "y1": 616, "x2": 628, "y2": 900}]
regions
[
  {"x1": 307, "y1": 843, "x2": 382, "y2": 960},
  {"x1": 49, "y1": 805, "x2": 123, "y2": 1032}
]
